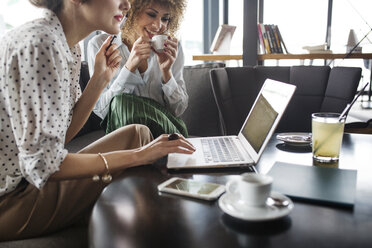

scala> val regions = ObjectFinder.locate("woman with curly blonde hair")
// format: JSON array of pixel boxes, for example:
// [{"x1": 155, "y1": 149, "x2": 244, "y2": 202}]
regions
[{"x1": 87, "y1": 0, "x2": 189, "y2": 138}]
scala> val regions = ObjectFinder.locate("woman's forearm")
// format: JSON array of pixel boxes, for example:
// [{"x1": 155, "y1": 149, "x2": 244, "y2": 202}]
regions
[
  {"x1": 65, "y1": 74, "x2": 108, "y2": 143},
  {"x1": 50, "y1": 149, "x2": 141, "y2": 180},
  {"x1": 161, "y1": 69, "x2": 172, "y2": 83}
]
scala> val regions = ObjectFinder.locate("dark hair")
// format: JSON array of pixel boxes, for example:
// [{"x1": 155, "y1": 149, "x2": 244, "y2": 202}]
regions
[
  {"x1": 29, "y1": 0, "x2": 88, "y2": 13},
  {"x1": 29, "y1": 0, "x2": 64, "y2": 13}
]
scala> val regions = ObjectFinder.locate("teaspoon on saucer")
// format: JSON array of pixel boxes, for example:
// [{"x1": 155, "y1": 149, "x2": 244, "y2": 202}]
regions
[{"x1": 266, "y1": 196, "x2": 290, "y2": 207}]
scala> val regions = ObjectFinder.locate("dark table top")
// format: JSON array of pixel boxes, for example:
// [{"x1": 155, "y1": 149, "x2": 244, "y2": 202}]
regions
[{"x1": 89, "y1": 133, "x2": 372, "y2": 248}]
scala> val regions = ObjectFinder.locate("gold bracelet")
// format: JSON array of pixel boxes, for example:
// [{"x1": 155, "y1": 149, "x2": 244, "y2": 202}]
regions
[{"x1": 92, "y1": 153, "x2": 112, "y2": 183}]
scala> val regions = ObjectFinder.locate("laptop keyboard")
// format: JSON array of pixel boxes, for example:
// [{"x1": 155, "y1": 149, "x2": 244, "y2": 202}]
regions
[{"x1": 201, "y1": 137, "x2": 245, "y2": 163}]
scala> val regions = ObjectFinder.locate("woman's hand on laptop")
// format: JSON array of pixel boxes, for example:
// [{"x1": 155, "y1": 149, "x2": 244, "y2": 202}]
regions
[{"x1": 136, "y1": 134, "x2": 196, "y2": 165}]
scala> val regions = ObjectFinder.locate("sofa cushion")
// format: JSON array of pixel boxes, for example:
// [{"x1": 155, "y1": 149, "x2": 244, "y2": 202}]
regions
[
  {"x1": 278, "y1": 66, "x2": 331, "y2": 132},
  {"x1": 181, "y1": 63, "x2": 225, "y2": 136},
  {"x1": 320, "y1": 66, "x2": 361, "y2": 112}
]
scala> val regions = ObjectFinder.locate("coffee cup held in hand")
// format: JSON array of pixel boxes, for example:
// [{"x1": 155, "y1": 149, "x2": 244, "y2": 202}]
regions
[
  {"x1": 226, "y1": 173, "x2": 272, "y2": 207},
  {"x1": 151, "y1": 35, "x2": 168, "y2": 53}
]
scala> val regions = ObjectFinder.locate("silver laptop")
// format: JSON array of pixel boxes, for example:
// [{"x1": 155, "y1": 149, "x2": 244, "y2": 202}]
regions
[{"x1": 167, "y1": 79, "x2": 296, "y2": 169}]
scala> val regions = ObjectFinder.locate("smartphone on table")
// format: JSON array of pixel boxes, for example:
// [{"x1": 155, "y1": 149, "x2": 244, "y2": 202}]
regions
[{"x1": 157, "y1": 177, "x2": 225, "y2": 201}]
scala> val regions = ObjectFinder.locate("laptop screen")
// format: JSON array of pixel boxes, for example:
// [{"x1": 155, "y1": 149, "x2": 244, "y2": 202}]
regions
[
  {"x1": 239, "y1": 79, "x2": 296, "y2": 155},
  {"x1": 241, "y1": 94, "x2": 278, "y2": 153}
]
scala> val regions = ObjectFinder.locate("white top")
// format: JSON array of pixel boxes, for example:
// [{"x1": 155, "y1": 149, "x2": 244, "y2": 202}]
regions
[
  {"x1": 0, "y1": 10, "x2": 81, "y2": 196},
  {"x1": 87, "y1": 33, "x2": 188, "y2": 119}
]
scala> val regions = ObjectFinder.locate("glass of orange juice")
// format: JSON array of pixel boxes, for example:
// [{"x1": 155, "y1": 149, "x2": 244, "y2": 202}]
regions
[{"x1": 312, "y1": 113, "x2": 346, "y2": 162}]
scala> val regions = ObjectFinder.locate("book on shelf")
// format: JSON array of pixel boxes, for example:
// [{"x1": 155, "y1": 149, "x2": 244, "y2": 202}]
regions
[
  {"x1": 258, "y1": 23, "x2": 271, "y2": 54},
  {"x1": 276, "y1": 25, "x2": 289, "y2": 54},
  {"x1": 272, "y1": 25, "x2": 283, "y2": 53},
  {"x1": 265, "y1": 24, "x2": 276, "y2": 53},
  {"x1": 257, "y1": 24, "x2": 266, "y2": 54},
  {"x1": 257, "y1": 23, "x2": 288, "y2": 54}
]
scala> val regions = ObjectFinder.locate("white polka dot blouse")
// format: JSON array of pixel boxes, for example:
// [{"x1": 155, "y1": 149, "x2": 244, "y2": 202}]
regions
[{"x1": 0, "y1": 9, "x2": 82, "y2": 197}]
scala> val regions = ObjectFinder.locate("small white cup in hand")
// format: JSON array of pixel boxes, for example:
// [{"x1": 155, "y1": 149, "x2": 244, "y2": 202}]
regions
[
  {"x1": 151, "y1": 35, "x2": 168, "y2": 53},
  {"x1": 226, "y1": 173, "x2": 272, "y2": 207}
]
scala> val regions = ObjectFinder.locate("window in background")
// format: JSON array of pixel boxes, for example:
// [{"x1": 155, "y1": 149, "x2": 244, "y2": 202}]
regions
[
  {"x1": 1, "y1": 0, "x2": 203, "y2": 66},
  {"x1": 263, "y1": 0, "x2": 328, "y2": 66},
  {"x1": 332, "y1": 0, "x2": 372, "y2": 53},
  {"x1": 228, "y1": 0, "x2": 243, "y2": 55},
  {"x1": 179, "y1": 0, "x2": 203, "y2": 66},
  {"x1": 332, "y1": 0, "x2": 372, "y2": 86},
  {"x1": 226, "y1": 0, "x2": 243, "y2": 66},
  {"x1": 0, "y1": 0, "x2": 42, "y2": 37},
  {"x1": 0, "y1": 1, "x2": 93, "y2": 57}
]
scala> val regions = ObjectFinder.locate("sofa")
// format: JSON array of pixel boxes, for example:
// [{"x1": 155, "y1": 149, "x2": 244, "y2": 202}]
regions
[
  {"x1": 210, "y1": 65, "x2": 362, "y2": 134},
  {"x1": 0, "y1": 63, "x2": 365, "y2": 247}
]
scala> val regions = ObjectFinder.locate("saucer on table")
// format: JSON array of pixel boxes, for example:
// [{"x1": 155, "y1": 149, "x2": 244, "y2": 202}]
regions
[
  {"x1": 276, "y1": 132, "x2": 312, "y2": 147},
  {"x1": 218, "y1": 191, "x2": 294, "y2": 221}
]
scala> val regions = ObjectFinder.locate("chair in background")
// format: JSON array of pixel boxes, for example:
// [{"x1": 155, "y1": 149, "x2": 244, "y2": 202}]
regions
[{"x1": 210, "y1": 65, "x2": 362, "y2": 135}]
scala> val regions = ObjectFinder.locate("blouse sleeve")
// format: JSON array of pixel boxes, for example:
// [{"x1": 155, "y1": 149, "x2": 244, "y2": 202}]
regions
[
  {"x1": 7, "y1": 41, "x2": 69, "y2": 188},
  {"x1": 161, "y1": 43, "x2": 189, "y2": 117}
]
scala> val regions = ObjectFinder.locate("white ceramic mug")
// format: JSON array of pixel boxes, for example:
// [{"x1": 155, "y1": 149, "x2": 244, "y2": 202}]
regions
[
  {"x1": 226, "y1": 173, "x2": 272, "y2": 207},
  {"x1": 151, "y1": 35, "x2": 168, "y2": 52}
]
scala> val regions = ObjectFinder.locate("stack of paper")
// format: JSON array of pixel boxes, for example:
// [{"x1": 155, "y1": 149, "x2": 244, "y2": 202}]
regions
[{"x1": 302, "y1": 43, "x2": 332, "y2": 54}]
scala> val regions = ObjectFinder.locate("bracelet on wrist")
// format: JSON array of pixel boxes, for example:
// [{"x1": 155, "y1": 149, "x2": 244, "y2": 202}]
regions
[{"x1": 92, "y1": 153, "x2": 112, "y2": 183}]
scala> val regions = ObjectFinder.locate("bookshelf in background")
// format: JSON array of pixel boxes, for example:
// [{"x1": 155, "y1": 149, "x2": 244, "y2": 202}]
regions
[{"x1": 258, "y1": 23, "x2": 288, "y2": 54}]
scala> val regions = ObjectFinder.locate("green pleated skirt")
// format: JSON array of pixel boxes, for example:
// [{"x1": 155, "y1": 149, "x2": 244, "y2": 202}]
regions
[{"x1": 103, "y1": 93, "x2": 188, "y2": 138}]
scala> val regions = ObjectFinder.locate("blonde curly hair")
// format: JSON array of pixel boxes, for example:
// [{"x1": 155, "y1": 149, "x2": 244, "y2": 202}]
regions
[{"x1": 121, "y1": 0, "x2": 187, "y2": 44}]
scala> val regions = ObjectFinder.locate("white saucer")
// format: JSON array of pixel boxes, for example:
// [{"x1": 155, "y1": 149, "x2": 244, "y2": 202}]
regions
[
  {"x1": 218, "y1": 191, "x2": 294, "y2": 221},
  {"x1": 276, "y1": 132, "x2": 312, "y2": 147}
]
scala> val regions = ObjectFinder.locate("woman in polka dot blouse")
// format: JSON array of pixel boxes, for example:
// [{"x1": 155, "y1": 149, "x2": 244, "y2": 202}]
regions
[{"x1": 0, "y1": 0, "x2": 195, "y2": 241}]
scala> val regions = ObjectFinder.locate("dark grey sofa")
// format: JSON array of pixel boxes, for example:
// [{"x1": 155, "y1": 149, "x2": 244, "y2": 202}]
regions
[
  {"x1": 0, "y1": 63, "x2": 363, "y2": 247},
  {"x1": 210, "y1": 65, "x2": 362, "y2": 135}
]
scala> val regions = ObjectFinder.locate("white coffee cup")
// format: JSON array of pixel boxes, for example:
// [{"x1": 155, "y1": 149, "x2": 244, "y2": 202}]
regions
[
  {"x1": 226, "y1": 173, "x2": 272, "y2": 207},
  {"x1": 151, "y1": 35, "x2": 168, "y2": 53}
]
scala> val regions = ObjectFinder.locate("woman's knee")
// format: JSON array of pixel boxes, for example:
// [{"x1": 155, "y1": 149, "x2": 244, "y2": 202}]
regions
[
  {"x1": 133, "y1": 124, "x2": 153, "y2": 144},
  {"x1": 118, "y1": 124, "x2": 153, "y2": 145}
]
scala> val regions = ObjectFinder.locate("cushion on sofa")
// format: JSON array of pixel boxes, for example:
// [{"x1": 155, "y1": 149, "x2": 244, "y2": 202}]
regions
[{"x1": 181, "y1": 63, "x2": 225, "y2": 136}]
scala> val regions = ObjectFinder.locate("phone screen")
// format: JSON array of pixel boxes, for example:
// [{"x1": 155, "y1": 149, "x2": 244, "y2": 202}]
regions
[{"x1": 165, "y1": 179, "x2": 220, "y2": 195}]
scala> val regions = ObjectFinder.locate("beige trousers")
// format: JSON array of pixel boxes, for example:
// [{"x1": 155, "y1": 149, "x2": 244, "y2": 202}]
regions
[{"x1": 0, "y1": 124, "x2": 153, "y2": 241}]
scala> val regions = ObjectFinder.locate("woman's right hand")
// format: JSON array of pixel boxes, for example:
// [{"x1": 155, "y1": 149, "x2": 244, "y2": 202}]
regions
[
  {"x1": 92, "y1": 36, "x2": 122, "y2": 88},
  {"x1": 125, "y1": 36, "x2": 151, "y2": 72},
  {"x1": 136, "y1": 134, "x2": 195, "y2": 165}
]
